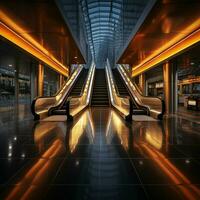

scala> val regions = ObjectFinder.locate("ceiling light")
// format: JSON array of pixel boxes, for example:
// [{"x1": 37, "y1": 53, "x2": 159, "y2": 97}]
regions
[{"x1": 185, "y1": 159, "x2": 190, "y2": 164}]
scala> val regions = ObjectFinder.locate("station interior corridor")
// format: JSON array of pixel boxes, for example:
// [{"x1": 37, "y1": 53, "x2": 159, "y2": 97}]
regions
[{"x1": 0, "y1": 0, "x2": 200, "y2": 200}]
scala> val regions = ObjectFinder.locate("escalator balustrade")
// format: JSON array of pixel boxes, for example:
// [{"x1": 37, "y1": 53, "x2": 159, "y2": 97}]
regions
[
  {"x1": 112, "y1": 68, "x2": 147, "y2": 115},
  {"x1": 51, "y1": 69, "x2": 88, "y2": 115}
]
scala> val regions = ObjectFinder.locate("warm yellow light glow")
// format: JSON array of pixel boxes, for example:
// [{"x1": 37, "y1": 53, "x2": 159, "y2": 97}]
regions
[
  {"x1": 38, "y1": 63, "x2": 44, "y2": 96},
  {"x1": 5, "y1": 139, "x2": 64, "y2": 200},
  {"x1": 105, "y1": 61, "x2": 130, "y2": 118},
  {"x1": 132, "y1": 24, "x2": 200, "y2": 77},
  {"x1": 69, "y1": 62, "x2": 95, "y2": 117},
  {"x1": 111, "y1": 111, "x2": 129, "y2": 150},
  {"x1": 178, "y1": 77, "x2": 200, "y2": 85},
  {"x1": 142, "y1": 143, "x2": 200, "y2": 200},
  {"x1": 0, "y1": 14, "x2": 69, "y2": 76},
  {"x1": 69, "y1": 112, "x2": 87, "y2": 152},
  {"x1": 69, "y1": 111, "x2": 94, "y2": 152},
  {"x1": 145, "y1": 129, "x2": 163, "y2": 150}
]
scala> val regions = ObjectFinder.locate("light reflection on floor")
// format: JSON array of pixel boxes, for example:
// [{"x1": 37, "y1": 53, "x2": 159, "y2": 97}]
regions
[{"x1": 0, "y1": 108, "x2": 200, "y2": 200}]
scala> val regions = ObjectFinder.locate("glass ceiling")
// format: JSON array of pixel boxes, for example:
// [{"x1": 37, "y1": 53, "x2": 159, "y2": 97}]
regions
[
  {"x1": 80, "y1": 0, "x2": 149, "y2": 68},
  {"x1": 57, "y1": 0, "x2": 149, "y2": 68},
  {"x1": 80, "y1": 0, "x2": 123, "y2": 68}
]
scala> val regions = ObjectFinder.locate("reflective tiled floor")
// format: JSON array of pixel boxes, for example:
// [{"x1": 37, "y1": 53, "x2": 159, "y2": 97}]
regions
[
  {"x1": 177, "y1": 105, "x2": 200, "y2": 124},
  {"x1": 0, "y1": 108, "x2": 200, "y2": 200}
]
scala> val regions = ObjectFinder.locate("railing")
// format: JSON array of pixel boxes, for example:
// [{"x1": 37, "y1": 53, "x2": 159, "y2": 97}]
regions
[
  {"x1": 66, "y1": 61, "x2": 95, "y2": 120},
  {"x1": 105, "y1": 60, "x2": 132, "y2": 121},
  {"x1": 31, "y1": 65, "x2": 83, "y2": 120},
  {"x1": 118, "y1": 64, "x2": 165, "y2": 119}
]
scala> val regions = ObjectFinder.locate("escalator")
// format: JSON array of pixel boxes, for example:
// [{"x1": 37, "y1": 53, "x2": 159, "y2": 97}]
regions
[
  {"x1": 69, "y1": 69, "x2": 88, "y2": 96},
  {"x1": 116, "y1": 64, "x2": 165, "y2": 119},
  {"x1": 112, "y1": 69, "x2": 129, "y2": 96},
  {"x1": 112, "y1": 68, "x2": 147, "y2": 115},
  {"x1": 91, "y1": 69, "x2": 109, "y2": 107},
  {"x1": 50, "y1": 68, "x2": 89, "y2": 115}
]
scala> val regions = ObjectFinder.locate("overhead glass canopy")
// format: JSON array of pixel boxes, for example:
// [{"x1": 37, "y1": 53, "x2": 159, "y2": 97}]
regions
[
  {"x1": 80, "y1": 0, "x2": 122, "y2": 67},
  {"x1": 80, "y1": 0, "x2": 149, "y2": 68},
  {"x1": 58, "y1": 0, "x2": 149, "y2": 68}
]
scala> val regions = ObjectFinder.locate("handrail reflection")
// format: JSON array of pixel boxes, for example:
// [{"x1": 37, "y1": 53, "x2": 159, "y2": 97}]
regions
[
  {"x1": 66, "y1": 62, "x2": 95, "y2": 120},
  {"x1": 4, "y1": 109, "x2": 94, "y2": 200},
  {"x1": 69, "y1": 110, "x2": 94, "y2": 153},
  {"x1": 5, "y1": 124, "x2": 66, "y2": 200},
  {"x1": 106, "y1": 110, "x2": 200, "y2": 200}
]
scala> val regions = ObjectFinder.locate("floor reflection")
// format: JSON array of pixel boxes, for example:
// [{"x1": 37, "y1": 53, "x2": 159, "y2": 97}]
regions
[
  {"x1": 108, "y1": 110, "x2": 200, "y2": 200},
  {"x1": 0, "y1": 108, "x2": 200, "y2": 200}
]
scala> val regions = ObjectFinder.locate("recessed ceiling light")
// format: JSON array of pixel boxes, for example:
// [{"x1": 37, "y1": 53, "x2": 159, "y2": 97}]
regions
[
  {"x1": 185, "y1": 159, "x2": 190, "y2": 164},
  {"x1": 21, "y1": 153, "x2": 25, "y2": 158},
  {"x1": 8, "y1": 64, "x2": 12, "y2": 67}
]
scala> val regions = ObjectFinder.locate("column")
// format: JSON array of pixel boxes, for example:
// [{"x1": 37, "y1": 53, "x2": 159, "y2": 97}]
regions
[
  {"x1": 38, "y1": 63, "x2": 44, "y2": 96},
  {"x1": 163, "y1": 61, "x2": 178, "y2": 114},
  {"x1": 59, "y1": 74, "x2": 66, "y2": 88},
  {"x1": 139, "y1": 73, "x2": 146, "y2": 95}
]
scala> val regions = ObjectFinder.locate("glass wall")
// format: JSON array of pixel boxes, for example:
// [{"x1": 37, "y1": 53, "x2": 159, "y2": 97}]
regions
[
  {"x1": 145, "y1": 65, "x2": 164, "y2": 99},
  {"x1": 0, "y1": 39, "x2": 36, "y2": 121},
  {"x1": 0, "y1": 38, "x2": 61, "y2": 121},
  {"x1": 0, "y1": 55, "x2": 15, "y2": 113},
  {"x1": 18, "y1": 56, "x2": 31, "y2": 106}
]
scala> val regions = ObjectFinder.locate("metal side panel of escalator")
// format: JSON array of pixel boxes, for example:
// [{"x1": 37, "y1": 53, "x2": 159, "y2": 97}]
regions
[
  {"x1": 50, "y1": 68, "x2": 89, "y2": 115},
  {"x1": 112, "y1": 68, "x2": 148, "y2": 115}
]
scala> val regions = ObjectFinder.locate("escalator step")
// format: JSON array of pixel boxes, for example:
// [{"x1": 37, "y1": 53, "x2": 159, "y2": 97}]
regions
[{"x1": 91, "y1": 69, "x2": 109, "y2": 106}]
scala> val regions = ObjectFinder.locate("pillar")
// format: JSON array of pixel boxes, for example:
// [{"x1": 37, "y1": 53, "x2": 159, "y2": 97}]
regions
[
  {"x1": 139, "y1": 73, "x2": 146, "y2": 95},
  {"x1": 38, "y1": 63, "x2": 44, "y2": 96},
  {"x1": 163, "y1": 61, "x2": 178, "y2": 114},
  {"x1": 59, "y1": 74, "x2": 65, "y2": 88}
]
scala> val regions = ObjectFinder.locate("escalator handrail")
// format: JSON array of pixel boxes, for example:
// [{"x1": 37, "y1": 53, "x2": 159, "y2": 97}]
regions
[
  {"x1": 48, "y1": 69, "x2": 89, "y2": 115},
  {"x1": 118, "y1": 65, "x2": 156, "y2": 112},
  {"x1": 106, "y1": 60, "x2": 131, "y2": 120},
  {"x1": 121, "y1": 65, "x2": 164, "y2": 101},
  {"x1": 118, "y1": 64, "x2": 165, "y2": 119},
  {"x1": 113, "y1": 68, "x2": 149, "y2": 115},
  {"x1": 67, "y1": 69, "x2": 89, "y2": 99},
  {"x1": 31, "y1": 65, "x2": 83, "y2": 120},
  {"x1": 106, "y1": 63, "x2": 130, "y2": 103},
  {"x1": 65, "y1": 62, "x2": 96, "y2": 120},
  {"x1": 112, "y1": 69, "x2": 130, "y2": 100}
]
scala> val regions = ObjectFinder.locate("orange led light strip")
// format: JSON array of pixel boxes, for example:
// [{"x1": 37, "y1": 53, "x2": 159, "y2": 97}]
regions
[
  {"x1": 132, "y1": 27, "x2": 200, "y2": 77},
  {"x1": 0, "y1": 22, "x2": 69, "y2": 77}
]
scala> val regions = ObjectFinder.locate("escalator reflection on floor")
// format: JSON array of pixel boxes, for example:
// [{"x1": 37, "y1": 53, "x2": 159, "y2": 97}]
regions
[{"x1": 1, "y1": 108, "x2": 200, "y2": 200}]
